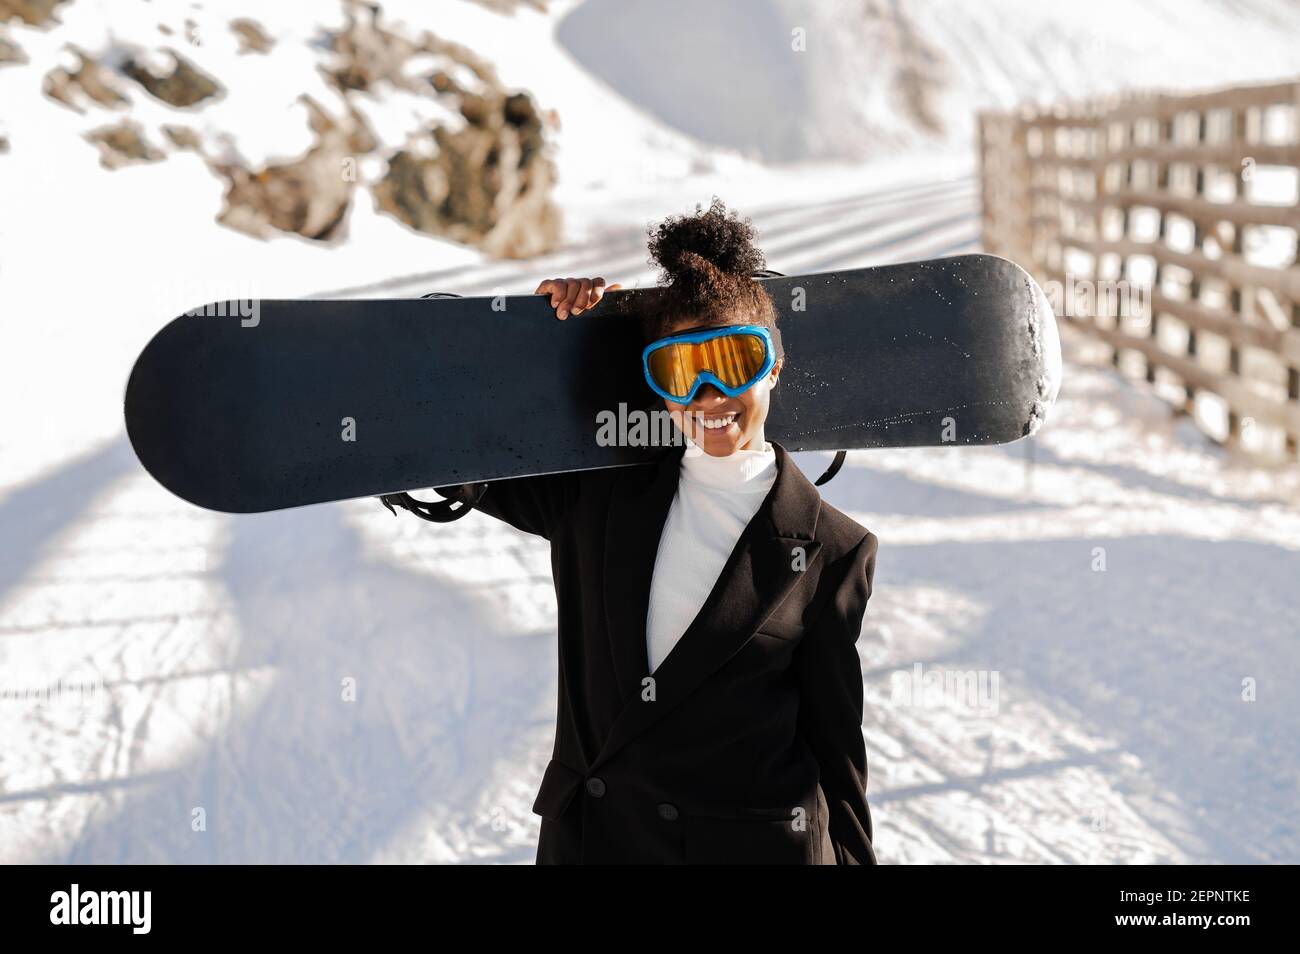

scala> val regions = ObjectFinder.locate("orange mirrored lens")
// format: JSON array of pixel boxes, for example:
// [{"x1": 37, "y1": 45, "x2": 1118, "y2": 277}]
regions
[{"x1": 648, "y1": 333, "x2": 768, "y2": 398}]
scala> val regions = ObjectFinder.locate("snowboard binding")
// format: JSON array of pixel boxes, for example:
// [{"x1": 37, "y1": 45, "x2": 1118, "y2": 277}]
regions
[{"x1": 379, "y1": 484, "x2": 488, "y2": 523}]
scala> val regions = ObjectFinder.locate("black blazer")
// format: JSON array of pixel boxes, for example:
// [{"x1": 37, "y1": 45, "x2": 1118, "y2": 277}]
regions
[{"x1": 438, "y1": 443, "x2": 878, "y2": 864}]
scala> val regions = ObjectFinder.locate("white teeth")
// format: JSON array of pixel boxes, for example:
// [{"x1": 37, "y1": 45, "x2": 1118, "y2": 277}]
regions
[{"x1": 700, "y1": 414, "x2": 737, "y2": 430}]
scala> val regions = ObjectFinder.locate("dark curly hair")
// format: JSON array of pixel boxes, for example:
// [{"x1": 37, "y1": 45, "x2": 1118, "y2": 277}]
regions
[{"x1": 630, "y1": 198, "x2": 782, "y2": 358}]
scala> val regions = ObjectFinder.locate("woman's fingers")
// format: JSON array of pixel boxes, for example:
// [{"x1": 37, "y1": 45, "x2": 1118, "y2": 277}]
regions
[
  {"x1": 556, "y1": 277, "x2": 585, "y2": 319},
  {"x1": 574, "y1": 278, "x2": 623, "y2": 314},
  {"x1": 569, "y1": 278, "x2": 597, "y2": 316},
  {"x1": 535, "y1": 278, "x2": 571, "y2": 319},
  {"x1": 576, "y1": 279, "x2": 602, "y2": 314},
  {"x1": 584, "y1": 279, "x2": 622, "y2": 311},
  {"x1": 536, "y1": 278, "x2": 622, "y2": 319},
  {"x1": 535, "y1": 278, "x2": 566, "y2": 308}
]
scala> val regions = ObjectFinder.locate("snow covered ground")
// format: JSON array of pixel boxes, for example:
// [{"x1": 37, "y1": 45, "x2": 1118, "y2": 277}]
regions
[{"x1": 2, "y1": 0, "x2": 1300, "y2": 864}]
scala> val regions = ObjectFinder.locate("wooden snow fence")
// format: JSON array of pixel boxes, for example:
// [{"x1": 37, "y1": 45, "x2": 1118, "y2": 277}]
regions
[{"x1": 979, "y1": 79, "x2": 1300, "y2": 457}]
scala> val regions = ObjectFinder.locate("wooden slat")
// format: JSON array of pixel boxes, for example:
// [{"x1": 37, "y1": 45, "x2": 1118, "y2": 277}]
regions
[
  {"x1": 1063, "y1": 236, "x2": 1300, "y2": 299},
  {"x1": 1054, "y1": 188, "x2": 1300, "y2": 229},
  {"x1": 1099, "y1": 80, "x2": 1300, "y2": 121},
  {"x1": 1148, "y1": 291, "x2": 1300, "y2": 361},
  {"x1": 1039, "y1": 268, "x2": 1300, "y2": 440},
  {"x1": 1037, "y1": 141, "x2": 1300, "y2": 171},
  {"x1": 992, "y1": 81, "x2": 1299, "y2": 130},
  {"x1": 1058, "y1": 312, "x2": 1300, "y2": 435}
]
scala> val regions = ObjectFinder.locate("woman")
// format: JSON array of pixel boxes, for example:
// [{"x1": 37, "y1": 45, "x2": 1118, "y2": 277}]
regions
[{"x1": 435, "y1": 200, "x2": 878, "y2": 865}]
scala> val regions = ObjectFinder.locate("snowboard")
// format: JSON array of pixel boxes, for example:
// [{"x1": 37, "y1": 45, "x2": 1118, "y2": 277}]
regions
[{"x1": 125, "y1": 254, "x2": 1061, "y2": 513}]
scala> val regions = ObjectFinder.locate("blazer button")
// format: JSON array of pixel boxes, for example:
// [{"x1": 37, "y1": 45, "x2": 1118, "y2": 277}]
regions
[
  {"x1": 585, "y1": 777, "x2": 607, "y2": 798},
  {"x1": 657, "y1": 803, "x2": 679, "y2": 822}
]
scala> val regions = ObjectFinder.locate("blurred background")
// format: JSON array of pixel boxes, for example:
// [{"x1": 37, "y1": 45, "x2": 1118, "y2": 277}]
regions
[{"x1": 1, "y1": 0, "x2": 1298, "y2": 863}]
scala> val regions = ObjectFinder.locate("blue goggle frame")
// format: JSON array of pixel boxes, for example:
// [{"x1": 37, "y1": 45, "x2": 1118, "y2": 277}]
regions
[{"x1": 641, "y1": 324, "x2": 777, "y2": 404}]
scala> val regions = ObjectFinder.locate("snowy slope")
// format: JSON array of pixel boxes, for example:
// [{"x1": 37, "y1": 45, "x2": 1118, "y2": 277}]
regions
[{"x1": 558, "y1": 0, "x2": 1300, "y2": 161}]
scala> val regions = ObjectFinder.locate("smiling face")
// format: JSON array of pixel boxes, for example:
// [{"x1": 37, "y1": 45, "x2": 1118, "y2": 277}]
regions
[{"x1": 658, "y1": 317, "x2": 781, "y2": 457}]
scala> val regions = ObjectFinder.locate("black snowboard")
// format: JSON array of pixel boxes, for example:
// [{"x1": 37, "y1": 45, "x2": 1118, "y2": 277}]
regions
[{"x1": 124, "y1": 254, "x2": 1061, "y2": 513}]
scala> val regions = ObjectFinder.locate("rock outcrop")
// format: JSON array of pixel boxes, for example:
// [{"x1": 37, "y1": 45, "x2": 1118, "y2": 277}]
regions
[
  {"x1": 213, "y1": 96, "x2": 365, "y2": 242},
  {"x1": 230, "y1": 18, "x2": 274, "y2": 55},
  {"x1": 85, "y1": 120, "x2": 165, "y2": 168},
  {"x1": 122, "y1": 50, "x2": 221, "y2": 107},
  {"x1": 161, "y1": 123, "x2": 202, "y2": 151},
  {"x1": 15, "y1": 0, "x2": 560, "y2": 255},
  {"x1": 318, "y1": 2, "x2": 425, "y2": 94},
  {"x1": 0, "y1": 0, "x2": 69, "y2": 27},
  {"x1": 374, "y1": 90, "x2": 560, "y2": 258},
  {"x1": 42, "y1": 48, "x2": 129, "y2": 112},
  {"x1": 322, "y1": 2, "x2": 560, "y2": 255},
  {"x1": 0, "y1": 30, "x2": 27, "y2": 67}
]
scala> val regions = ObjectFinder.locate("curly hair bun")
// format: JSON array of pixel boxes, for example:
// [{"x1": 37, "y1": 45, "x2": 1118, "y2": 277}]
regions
[
  {"x1": 627, "y1": 198, "x2": 780, "y2": 350},
  {"x1": 647, "y1": 198, "x2": 766, "y2": 307}
]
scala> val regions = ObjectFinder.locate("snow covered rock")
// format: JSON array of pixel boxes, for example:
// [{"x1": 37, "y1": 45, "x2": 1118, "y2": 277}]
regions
[
  {"x1": 121, "y1": 49, "x2": 221, "y2": 108},
  {"x1": 319, "y1": 0, "x2": 561, "y2": 255},
  {"x1": 5, "y1": 0, "x2": 564, "y2": 252},
  {"x1": 41, "y1": 47, "x2": 127, "y2": 112},
  {"x1": 161, "y1": 123, "x2": 202, "y2": 151},
  {"x1": 318, "y1": 1, "x2": 425, "y2": 94},
  {"x1": 85, "y1": 119, "x2": 164, "y2": 169},
  {"x1": 373, "y1": 89, "x2": 560, "y2": 258},
  {"x1": 0, "y1": 29, "x2": 26, "y2": 66},
  {"x1": 229, "y1": 18, "x2": 273, "y2": 55},
  {"x1": 0, "y1": 0, "x2": 68, "y2": 27},
  {"x1": 212, "y1": 96, "x2": 363, "y2": 242}
]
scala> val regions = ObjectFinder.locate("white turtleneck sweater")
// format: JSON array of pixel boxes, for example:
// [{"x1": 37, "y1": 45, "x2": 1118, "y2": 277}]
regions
[{"x1": 645, "y1": 439, "x2": 778, "y2": 673}]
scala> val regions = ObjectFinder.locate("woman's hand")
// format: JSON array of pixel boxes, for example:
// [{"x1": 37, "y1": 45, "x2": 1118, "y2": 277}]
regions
[{"x1": 535, "y1": 277, "x2": 621, "y2": 320}]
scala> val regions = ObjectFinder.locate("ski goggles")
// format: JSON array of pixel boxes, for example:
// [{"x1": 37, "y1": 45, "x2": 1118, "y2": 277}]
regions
[{"x1": 642, "y1": 324, "x2": 777, "y2": 403}]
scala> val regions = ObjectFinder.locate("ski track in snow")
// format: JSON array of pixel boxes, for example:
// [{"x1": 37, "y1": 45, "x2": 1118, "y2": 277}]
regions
[{"x1": 3, "y1": 173, "x2": 1299, "y2": 864}]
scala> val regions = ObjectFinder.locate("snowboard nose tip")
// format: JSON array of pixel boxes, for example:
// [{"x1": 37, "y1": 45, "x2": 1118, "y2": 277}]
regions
[{"x1": 1025, "y1": 274, "x2": 1063, "y2": 437}]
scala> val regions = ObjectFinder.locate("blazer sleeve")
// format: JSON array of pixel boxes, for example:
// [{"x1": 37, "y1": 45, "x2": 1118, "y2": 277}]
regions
[
  {"x1": 795, "y1": 531, "x2": 879, "y2": 865},
  {"x1": 434, "y1": 472, "x2": 576, "y2": 540}
]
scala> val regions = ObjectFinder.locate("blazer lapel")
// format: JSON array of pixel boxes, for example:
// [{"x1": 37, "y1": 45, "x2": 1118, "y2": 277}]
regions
[
  {"x1": 592, "y1": 443, "x2": 824, "y2": 770},
  {"x1": 603, "y1": 446, "x2": 684, "y2": 705}
]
